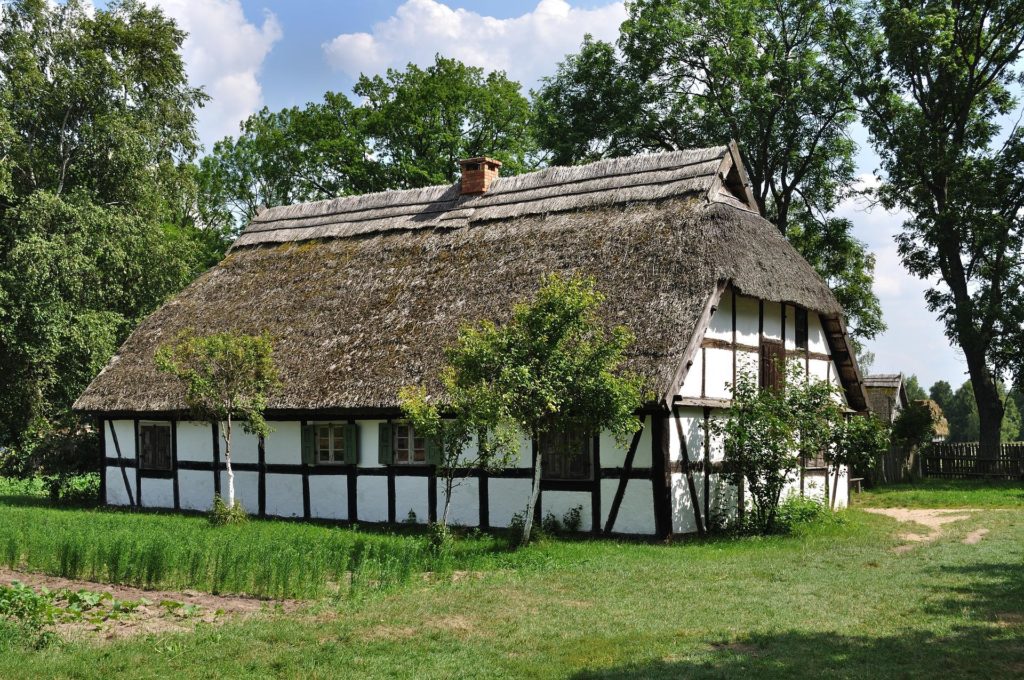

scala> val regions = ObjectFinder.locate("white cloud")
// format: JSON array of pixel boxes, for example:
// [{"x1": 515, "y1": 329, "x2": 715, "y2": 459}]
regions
[
  {"x1": 151, "y1": 0, "x2": 282, "y2": 147},
  {"x1": 322, "y1": 0, "x2": 626, "y2": 90}
]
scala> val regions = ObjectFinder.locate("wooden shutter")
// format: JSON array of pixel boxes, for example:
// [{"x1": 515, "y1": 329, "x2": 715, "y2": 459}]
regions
[
  {"x1": 425, "y1": 436, "x2": 442, "y2": 466},
  {"x1": 760, "y1": 340, "x2": 785, "y2": 392},
  {"x1": 343, "y1": 423, "x2": 360, "y2": 465},
  {"x1": 301, "y1": 424, "x2": 315, "y2": 465},
  {"x1": 378, "y1": 422, "x2": 394, "y2": 465}
]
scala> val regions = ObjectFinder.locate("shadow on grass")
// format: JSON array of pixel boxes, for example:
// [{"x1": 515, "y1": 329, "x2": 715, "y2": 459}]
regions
[
  {"x1": 572, "y1": 628, "x2": 1023, "y2": 679},
  {"x1": 576, "y1": 557, "x2": 1024, "y2": 679}
]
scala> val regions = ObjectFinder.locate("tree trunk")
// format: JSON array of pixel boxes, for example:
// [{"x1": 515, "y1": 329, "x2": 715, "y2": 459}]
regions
[
  {"x1": 823, "y1": 464, "x2": 830, "y2": 509},
  {"x1": 224, "y1": 415, "x2": 235, "y2": 507},
  {"x1": 963, "y1": 345, "x2": 1004, "y2": 471},
  {"x1": 441, "y1": 477, "x2": 453, "y2": 529},
  {"x1": 830, "y1": 465, "x2": 840, "y2": 511},
  {"x1": 520, "y1": 438, "x2": 542, "y2": 547}
]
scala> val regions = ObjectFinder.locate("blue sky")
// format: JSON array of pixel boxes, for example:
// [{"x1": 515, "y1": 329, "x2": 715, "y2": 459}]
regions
[{"x1": 135, "y1": 0, "x2": 967, "y2": 392}]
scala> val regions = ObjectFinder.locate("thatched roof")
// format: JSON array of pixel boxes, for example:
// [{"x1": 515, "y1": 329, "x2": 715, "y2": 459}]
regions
[
  {"x1": 864, "y1": 374, "x2": 908, "y2": 423},
  {"x1": 75, "y1": 144, "x2": 865, "y2": 415},
  {"x1": 915, "y1": 399, "x2": 950, "y2": 438}
]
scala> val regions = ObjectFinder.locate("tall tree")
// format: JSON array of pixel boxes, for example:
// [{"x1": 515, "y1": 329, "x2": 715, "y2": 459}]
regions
[
  {"x1": 904, "y1": 375, "x2": 928, "y2": 401},
  {"x1": 356, "y1": 56, "x2": 537, "y2": 188},
  {"x1": 533, "y1": 0, "x2": 885, "y2": 344},
  {"x1": 854, "y1": 0, "x2": 1024, "y2": 457},
  {"x1": 929, "y1": 380, "x2": 955, "y2": 414},
  {"x1": 197, "y1": 94, "x2": 380, "y2": 233},
  {"x1": 198, "y1": 56, "x2": 538, "y2": 233},
  {"x1": 0, "y1": 0, "x2": 217, "y2": 472}
]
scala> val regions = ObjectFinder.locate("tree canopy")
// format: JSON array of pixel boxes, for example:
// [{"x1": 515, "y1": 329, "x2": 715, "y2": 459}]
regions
[
  {"x1": 198, "y1": 55, "x2": 537, "y2": 233},
  {"x1": 854, "y1": 0, "x2": 1024, "y2": 455},
  {"x1": 533, "y1": 0, "x2": 884, "y2": 345},
  {"x1": 0, "y1": 0, "x2": 223, "y2": 474}
]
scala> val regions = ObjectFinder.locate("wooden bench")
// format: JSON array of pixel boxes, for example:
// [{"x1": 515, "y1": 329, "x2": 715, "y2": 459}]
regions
[{"x1": 849, "y1": 477, "x2": 865, "y2": 494}]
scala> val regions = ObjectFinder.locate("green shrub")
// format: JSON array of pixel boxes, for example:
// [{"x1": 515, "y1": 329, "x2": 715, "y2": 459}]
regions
[
  {"x1": 562, "y1": 505, "x2": 583, "y2": 533},
  {"x1": 773, "y1": 495, "x2": 830, "y2": 532},
  {"x1": 541, "y1": 512, "x2": 561, "y2": 534},
  {"x1": 209, "y1": 495, "x2": 248, "y2": 527}
]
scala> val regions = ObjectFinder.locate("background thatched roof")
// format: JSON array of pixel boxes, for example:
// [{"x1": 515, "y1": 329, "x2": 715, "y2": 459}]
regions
[{"x1": 75, "y1": 147, "x2": 853, "y2": 414}]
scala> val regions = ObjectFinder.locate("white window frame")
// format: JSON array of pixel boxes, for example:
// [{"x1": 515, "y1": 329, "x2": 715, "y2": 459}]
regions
[
  {"x1": 314, "y1": 423, "x2": 347, "y2": 465},
  {"x1": 393, "y1": 422, "x2": 427, "y2": 465}
]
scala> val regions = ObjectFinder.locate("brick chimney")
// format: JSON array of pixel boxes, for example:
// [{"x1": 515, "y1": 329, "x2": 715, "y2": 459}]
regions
[{"x1": 459, "y1": 157, "x2": 502, "y2": 195}]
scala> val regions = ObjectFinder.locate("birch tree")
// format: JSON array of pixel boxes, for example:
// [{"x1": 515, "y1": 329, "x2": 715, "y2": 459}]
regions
[{"x1": 156, "y1": 332, "x2": 279, "y2": 514}]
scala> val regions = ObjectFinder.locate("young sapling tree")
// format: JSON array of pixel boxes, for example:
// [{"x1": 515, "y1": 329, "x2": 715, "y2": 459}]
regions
[
  {"x1": 443, "y1": 274, "x2": 646, "y2": 546},
  {"x1": 156, "y1": 331, "x2": 279, "y2": 519},
  {"x1": 398, "y1": 384, "x2": 517, "y2": 534}
]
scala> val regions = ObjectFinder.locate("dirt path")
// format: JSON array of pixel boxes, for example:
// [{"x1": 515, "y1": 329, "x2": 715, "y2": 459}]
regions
[
  {"x1": 0, "y1": 568, "x2": 302, "y2": 641},
  {"x1": 862, "y1": 508, "x2": 987, "y2": 552}
]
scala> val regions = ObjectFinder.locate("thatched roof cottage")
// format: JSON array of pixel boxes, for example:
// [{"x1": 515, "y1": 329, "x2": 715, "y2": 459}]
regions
[
  {"x1": 75, "y1": 142, "x2": 866, "y2": 537},
  {"x1": 864, "y1": 374, "x2": 909, "y2": 424}
]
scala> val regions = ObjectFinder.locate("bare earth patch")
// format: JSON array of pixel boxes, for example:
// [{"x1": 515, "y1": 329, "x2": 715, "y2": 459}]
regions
[
  {"x1": 862, "y1": 508, "x2": 984, "y2": 552},
  {"x1": 963, "y1": 528, "x2": 989, "y2": 545},
  {"x1": 0, "y1": 567, "x2": 301, "y2": 641}
]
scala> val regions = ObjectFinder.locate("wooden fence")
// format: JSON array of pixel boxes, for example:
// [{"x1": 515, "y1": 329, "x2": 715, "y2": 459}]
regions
[
  {"x1": 868, "y1": 444, "x2": 916, "y2": 486},
  {"x1": 921, "y1": 442, "x2": 1024, "y2": 479}
]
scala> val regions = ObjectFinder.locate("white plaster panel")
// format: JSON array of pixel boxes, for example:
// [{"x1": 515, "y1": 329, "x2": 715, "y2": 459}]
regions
[
  {"x1": 358, "y1": 420, "x2": 384, "y2": 468},
  {"x1": 488, "y1": 478, "x2": 532, "y2": 527},
  {"x1": 178, "y1": 470, "x2": 214, "y2": 512},
  {"x1": 671, "y1": 472, "x2": 700, "y2": 534},
  {"x1": 105, "y1": 420, "x2": 136, "y2": 459},
  {"x1": 356, "y1": 475, "x2": 388, "y2": 522},
  {"x1": 140, "y1": 478, "x2": 174, "y2": 509},
  {"x1": 679, "y1": 348, "x2": 704, "y2": 398},
  {"x1": 542, "y1": 491, "x2": 591, "y2": 532},
  {"x1": 309, "y1": 475, "x2": 348, "y2": 520},
  {"x1": 704, "y1": 347, "x2": 734, "y2": 399},
  {"x1": 221, "y1": 425, "x2": 259, "y2": 464},
  {"x1": 762, "y1": 301, "x2": 782, "y2": 341},
  {"x1": 264, "y1": 473, "x2": 303, "y2": 518},
  {"x1": 610, "y1": 479, "x2": 654, "y2": 535},
  {"x1": 707, "y1": 473, "x2": 739, "y2": 527},
  {"x1": 784, "y1": 305, "x2": 796, "y2": 351},
  {"x1": 219, "y1": 470, "x2": 259, "y2": 512},
  {"x1": 735, "y1": 295, "x2": 760, "y2": 346},
  {"x1": 808, "y1": 312, "x2": 828, "y2": 355},
  {"x1": 736, "y1": 350, "x2": 759, "y2": 386},
  {"x1": 673, "y1": 408, "x2": 702, "y2": 463},
  {"x1": 394, "y1": 475, "x2": 429, "y2": 524},
  {"x1": 176, "y1": 421, "x2": 213, "y2": 462},
  {"x1": 105, "y1": 467, "x2": 132, "y2": 506},
  {"x1": 809, "y1": 358, "x2": 830, "y2": 382},
  {"x1": 441, "y1": 477, "x2": 479, "y2": 527},
  {"x1": 707, "y1": 415, "x2": 726, "y2": 462},
  {"x1": 706, "y1": 291, "x2": 733, "y2": 341},
  {"x1": 265, "y1": 422, "x2": 302, "y2": 465},
  {"x1": 800, "y1": 470, "x2": 827, "y2": 504},
  {"x1": 599, "y1": 416, "x2": 651, "y2": 468}
]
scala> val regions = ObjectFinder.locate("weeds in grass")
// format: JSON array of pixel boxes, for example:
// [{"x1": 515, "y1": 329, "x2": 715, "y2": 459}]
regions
[{"x1": 0, "y1": 503, "x2": 505, "y2": 599}]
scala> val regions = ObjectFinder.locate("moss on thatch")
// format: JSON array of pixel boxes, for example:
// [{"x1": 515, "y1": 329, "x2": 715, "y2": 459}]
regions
[{"x1": 74, "y1": 147, "x2": 854, "y2": 414}]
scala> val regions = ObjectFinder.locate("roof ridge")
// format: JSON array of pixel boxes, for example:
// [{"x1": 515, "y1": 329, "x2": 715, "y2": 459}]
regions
[{"x1": 251, "y1": 146, "x2": 729, "y2": 228}]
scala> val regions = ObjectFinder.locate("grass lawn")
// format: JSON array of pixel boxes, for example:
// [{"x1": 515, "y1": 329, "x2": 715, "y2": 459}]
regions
[
  {"x1": 2, "y1": 480, "x2": 1023, "y2": 679},
  {"x1": 856, "y1": 477, "x2": 1024, "y2": 509}
]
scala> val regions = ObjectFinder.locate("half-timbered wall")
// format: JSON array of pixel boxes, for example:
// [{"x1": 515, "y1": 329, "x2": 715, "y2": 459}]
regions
[
  {"x1": 669, "y1": 286, "x2": 851, "y2": 535},
  {"x1": 100, "y1": 414, "x2": 660, "y2": 536},
  {"x1": 98, "y1": 286, "x2": 854, "y2": 538}
]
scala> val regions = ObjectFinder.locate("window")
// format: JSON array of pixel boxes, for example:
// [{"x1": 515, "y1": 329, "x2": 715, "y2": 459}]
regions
[
  {"x1": 315, "y1": 424, "x2": 347, "y2": 464},
  {"x1": 795, "y1": 307, "x2": 809, "y2": 350},
  {"x1": 138, "y1": 422, "x2": 171, "y2": 471},
  {"x1": 393, "y1": 423, "x2": 426, "y2": 464},
  {"x1": 760, "y1": 340, "x2": 785, "y2": 392},
  {"x1": 540, "y1": 431, "x2": 593, "y2": 481}
]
